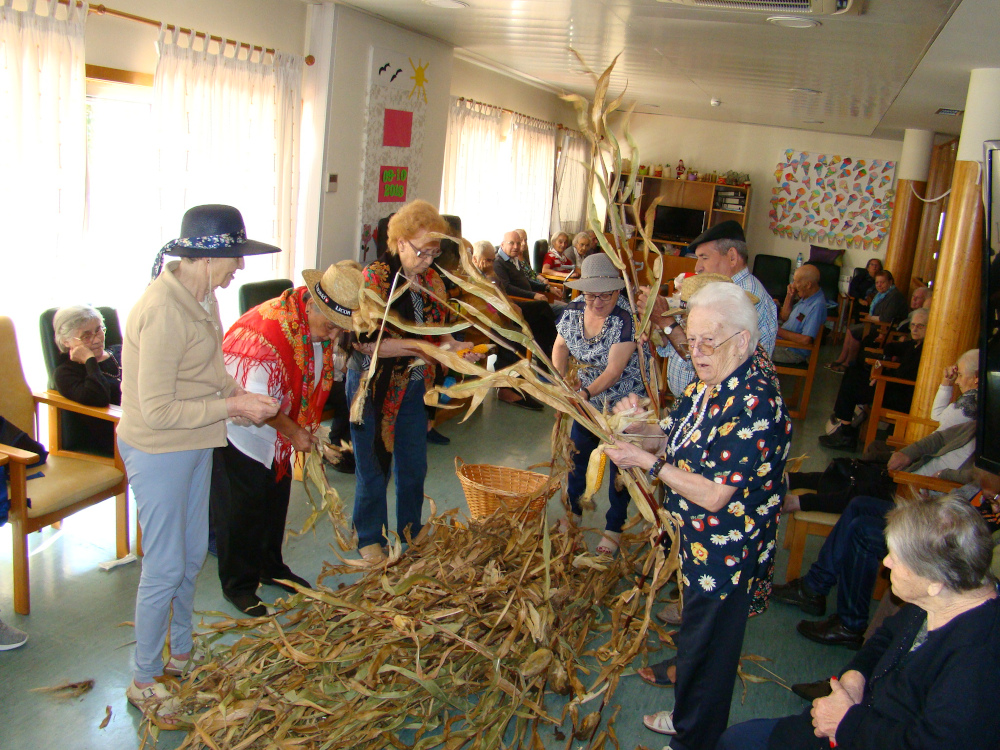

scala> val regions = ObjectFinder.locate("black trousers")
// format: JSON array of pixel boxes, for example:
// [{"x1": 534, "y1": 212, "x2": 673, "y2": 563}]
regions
[
  {"x1": 326, "y1": 379, "x2": 352, "y2": 445},
  {"x1": 210, "y1": 442, "x2": 292, "y2": 598},
  {"x1": 789, "y1": 471, "x2": 851, "y2": 514},
  {"x1": 671, "y1": 579, "x2": 753, "y2": 750},
  {"x1": 833, "y1": 361, "x2": 913, "y2": 422}
]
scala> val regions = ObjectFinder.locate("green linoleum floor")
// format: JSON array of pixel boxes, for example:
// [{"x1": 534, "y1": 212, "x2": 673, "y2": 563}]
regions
[{"x1": 0, "y1": 341, "x2": 870, "y2": 750}]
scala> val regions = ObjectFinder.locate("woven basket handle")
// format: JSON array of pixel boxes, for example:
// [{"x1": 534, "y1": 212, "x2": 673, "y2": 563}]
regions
[{"x1": 455, "y1": 456, "x2": 466, "y2": 472}]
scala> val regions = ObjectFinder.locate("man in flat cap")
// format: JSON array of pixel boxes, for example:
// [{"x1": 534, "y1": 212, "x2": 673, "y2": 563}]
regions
[{"x1": 640, "y1": 221, "x2": 778, "y2": 397}]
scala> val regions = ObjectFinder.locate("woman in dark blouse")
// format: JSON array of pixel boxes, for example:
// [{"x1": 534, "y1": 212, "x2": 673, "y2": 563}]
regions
[
  {"x1": 607, "y1": 281, "x2": 792, "y2": 750},
  {"x1": 52, "y1": 305, "x2": 122, "y2": 455}
]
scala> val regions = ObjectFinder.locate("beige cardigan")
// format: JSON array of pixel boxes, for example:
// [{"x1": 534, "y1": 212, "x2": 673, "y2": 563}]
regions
[{"x1": 117, "y1": 261, "x2": 239, "y2": 453}]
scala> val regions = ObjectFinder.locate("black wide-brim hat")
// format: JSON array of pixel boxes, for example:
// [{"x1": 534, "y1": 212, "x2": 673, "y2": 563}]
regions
[
  {"x1": 164, "y1": 204, "x2": 281, "y2": 258},
  {"x1": 685, "y1": 220, "x2": 745, "y2": 254}
]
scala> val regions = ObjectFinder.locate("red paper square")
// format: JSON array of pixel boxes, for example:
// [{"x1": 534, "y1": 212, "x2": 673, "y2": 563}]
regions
[{"x1": 383, "y1": 109, "x2": 413, "y2": 148}]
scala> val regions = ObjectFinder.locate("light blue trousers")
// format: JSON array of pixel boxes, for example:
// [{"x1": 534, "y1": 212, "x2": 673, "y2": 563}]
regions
[{"x1": 118, "y1": 439, "x2": 212, "y2": 683}]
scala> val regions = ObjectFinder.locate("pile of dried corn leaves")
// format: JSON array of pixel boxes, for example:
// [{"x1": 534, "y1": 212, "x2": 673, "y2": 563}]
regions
[{"x1": 167, "y1": 509, "x2": 674, "y2": 750}]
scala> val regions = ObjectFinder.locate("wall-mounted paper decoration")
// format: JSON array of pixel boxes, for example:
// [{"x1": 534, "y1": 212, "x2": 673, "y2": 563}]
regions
[
  {"x1": 378, "y1": 166, "x2": 408, "y2": 203},
  {"x1": 359, "y1": 47, "x2": 428, "y2": 260},
  {"x1": 768, "y1": 149, "x2": 896, "y2": 251},
  {"x1": 383, "y1": 109, "x2": 413, "y2": 148}
]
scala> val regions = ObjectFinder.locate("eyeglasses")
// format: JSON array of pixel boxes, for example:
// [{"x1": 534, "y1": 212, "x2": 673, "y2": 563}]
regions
[
  {"x1": 77, "y1": 326, "x2": 106, "y2": 344},
  {"x1": 686, "y1": 330, "x2": 740, "y2": 357},
  {"x1": 583, "y1": 292, "x2": 615, "y2": 303},
  {"x1": 909, "y1": 323, "x2": 927, "y2": 330},
  {"x1": 407, "y1": 240, "x2": 442, "y2": 258}
]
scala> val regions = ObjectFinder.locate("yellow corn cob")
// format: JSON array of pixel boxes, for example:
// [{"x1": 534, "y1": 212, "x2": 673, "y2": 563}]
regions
[
  {"x1": 581, "y1": 446, "x2": 608, "y2": 508},
  {"x1": 457, "y1": 343, "x2": 493, "y2": 356}
]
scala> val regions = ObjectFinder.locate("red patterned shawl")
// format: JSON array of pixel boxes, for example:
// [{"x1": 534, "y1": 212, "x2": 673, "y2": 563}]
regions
[{"x1": 223, "y1": 287, "x2": 334, "y2": 479}]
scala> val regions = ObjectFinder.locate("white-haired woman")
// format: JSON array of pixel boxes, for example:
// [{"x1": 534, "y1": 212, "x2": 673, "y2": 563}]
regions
[
  {"x1": 543, "y1": 231, "x2": 577, "y2": 275},
  {"x1": 118, "y1": 205, "x2": 281, "y2": 728},
  {"x1": 53, "y1": 305, "x2": 122, "y2": 455},
  {"x1": 571, "y1": 231, "x2": 592, "y2": 265},
  {"x1": 718, "y1": 494, "x2": 1000, "y2": 750},
  {"x1": 605, "y1": 282, "x2": 792, "y2": 748}
]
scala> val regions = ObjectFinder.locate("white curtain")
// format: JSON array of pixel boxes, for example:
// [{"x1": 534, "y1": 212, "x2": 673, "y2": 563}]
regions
[
  {"x1": 553, "y1": 130, "x2": 591, "y2": 236},
  {"x1": 440, "y1": 99, "x2": 504, "y2": 244},
  {"x1": 153, "y1": 30, "x2": 303, "y2": 321},
  {"x1": 507, "y1": 113, "x2": 556, "y2": 247},
  {"x1": 0, "y1": 0, "x2": 87, "y2": 387},
  {"x1": 441, "y1": 99, "x2": 557, "y2": 247}
]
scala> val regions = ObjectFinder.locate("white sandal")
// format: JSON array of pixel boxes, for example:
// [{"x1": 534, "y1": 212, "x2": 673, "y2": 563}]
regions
[
  {"x1": 595, "y1": 530, "x2": 621, "y2": 557},
  {"x1": 642, "y1": 710, "x2": 676, "y2": 735},
  {"x1": 126, "y1": 680, "x2": 193, "y2": 730}
]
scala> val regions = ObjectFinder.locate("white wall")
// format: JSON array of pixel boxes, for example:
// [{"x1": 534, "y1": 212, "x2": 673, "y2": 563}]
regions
[
  {"x1": 450, "y1": 57, "x2": 576, "y2": 126},
  {"x1": 317, "y1": 5, "x2": 453, "y2": 268},
  {"x1": 83, "y1": 0, "x2": 307, "y2": 72},
  {"x1": 623, "y1": 113, "x2": 904, "y2": 277}
]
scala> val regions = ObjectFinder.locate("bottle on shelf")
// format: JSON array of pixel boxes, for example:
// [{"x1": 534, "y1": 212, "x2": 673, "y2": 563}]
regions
[{"x1": 795, "y1": 252, "x2": 803, "y2": 268}]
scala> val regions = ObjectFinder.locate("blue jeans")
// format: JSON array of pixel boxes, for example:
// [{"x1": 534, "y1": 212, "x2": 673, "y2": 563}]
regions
[
  {"x1": 715, "y1": 718, "x2": 779, "y2": 750},
  {"x1": 566, "y1": 420, "x2": 630, "y2": 533},
  {"x1": 803, "y1": 495, "x2": 893, "y2": 632},
  {"x1": 118, "y1": 439, "x2": 212, "y2": 683},
  {"x1": 346, "y1": 368, "x2": 427, "y2": 549}
]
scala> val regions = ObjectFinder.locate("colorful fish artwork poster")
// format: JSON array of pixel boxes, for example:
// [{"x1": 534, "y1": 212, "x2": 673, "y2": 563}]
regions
[{"x1": 768, "y1": 150, "x2": 896, "y2": 251}]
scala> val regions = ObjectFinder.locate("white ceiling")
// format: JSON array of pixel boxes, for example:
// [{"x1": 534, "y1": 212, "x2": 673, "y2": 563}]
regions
[{"x1": 331, "y1": 0, "x2": 1000, "y2": 141}]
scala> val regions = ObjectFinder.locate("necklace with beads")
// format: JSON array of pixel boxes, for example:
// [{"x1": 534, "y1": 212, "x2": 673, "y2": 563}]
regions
[
  {"x1": 101, "y1": 349, "x2": 122, "y2": 383},
  {"x1": 668, "y1": 383, "x2": 717, "y2": 454}
]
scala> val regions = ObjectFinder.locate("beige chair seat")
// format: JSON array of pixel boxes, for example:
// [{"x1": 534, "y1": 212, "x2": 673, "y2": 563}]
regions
[
  {"x1": 24, "y1": 455, "x2": 124, "y2": 519},
  {"x1": 791, "y1": 510, "x2": 840, "y2": 527}
]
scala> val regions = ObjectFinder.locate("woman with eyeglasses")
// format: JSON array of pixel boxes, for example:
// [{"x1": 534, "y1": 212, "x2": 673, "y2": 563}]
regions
[
  {"x1": 52, "y1": 304, "x2": 122, "y2": 455},
  {"x1": 347, "y1": 200, "x2": 483, "y2": 564},
  {"x1": 552, "y1": 253, "x2": 651, "y2": 557},
  {"x1": 604, "y1": 281, "x2": 791, "y2": 749}
]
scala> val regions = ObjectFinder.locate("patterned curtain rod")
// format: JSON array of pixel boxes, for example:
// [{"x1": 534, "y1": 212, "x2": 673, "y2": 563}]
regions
[{"x1": 455, "y1": 96, "x2": 581, "y2": 135}]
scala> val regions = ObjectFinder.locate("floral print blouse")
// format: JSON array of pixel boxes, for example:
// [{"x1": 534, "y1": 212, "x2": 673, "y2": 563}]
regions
[
  {"x1": 555, "y1": 295, "x2": 650, "y2": 408},
  {"x1": 659, "y1": 355, "x2": 792, "y2": 599}
]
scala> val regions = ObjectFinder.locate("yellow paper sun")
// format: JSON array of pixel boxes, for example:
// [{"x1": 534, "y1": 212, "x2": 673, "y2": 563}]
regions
[{"x1": 408, "y1": 58, "x2": 429, "y2": 103}]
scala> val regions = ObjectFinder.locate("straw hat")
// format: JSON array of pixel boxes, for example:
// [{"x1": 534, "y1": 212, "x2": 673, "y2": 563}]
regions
[
  {"x1": 565, "y1": 254, "x2": 626, "y2": 293},
  {"x1": 301, "y1": 261, "x2": 364, "y2": 329},
  {"x1": 665, "y1": 273, "x2": 760, "y2": 317}
]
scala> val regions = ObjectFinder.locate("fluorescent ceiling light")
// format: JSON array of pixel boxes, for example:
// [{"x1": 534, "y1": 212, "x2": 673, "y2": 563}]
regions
[
  {"x1": 423, "y1": 0, "x2": 469, "y2": 8},
  {"x1": 934, "y1": 108, "x2": 964, "y2": 116},
  {"x1": 789, "y1": 87, "x2": 822, "y2": 94}
]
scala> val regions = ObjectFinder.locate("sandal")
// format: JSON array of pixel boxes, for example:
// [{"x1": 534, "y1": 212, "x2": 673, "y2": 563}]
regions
[
  {"x1": 637, "y1": 657, "x2": 676, "y2": 687},
  {"x1": 595, "y1": 531, "x2": 620, "y2": 557},
  {"x1": 642, "y1": 710, "x2": 677, "y2": 735},
  {"x1": 126, "y1": 680, "x2": 193, "y2": 731},
  {"x1": 824, "y1": 362, "x2": 847, "y2": 373}
]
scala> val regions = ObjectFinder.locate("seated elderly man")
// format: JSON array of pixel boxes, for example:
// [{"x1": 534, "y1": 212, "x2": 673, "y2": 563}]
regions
[
  {"x1": 773, "y1": 263, "x2": 827, "y2": 364},
  {"x1": 639, "y1": 221, "x2": 778, "y2": 397},
  {"x1": 821, "y1": 307, "x2": 929, "y2": 451},
  {"x1": 494, "y1": 230, "x2": 552, "y2": 301},
  {"x1": 773, "y1": 418, "x2": 978, "y2": 647},
  {"x1": 720, "y1": 493, "x2": 1000, "y2": 750}
]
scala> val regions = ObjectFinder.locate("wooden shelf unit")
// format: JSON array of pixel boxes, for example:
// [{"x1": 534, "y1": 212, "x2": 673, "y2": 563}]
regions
[{"x1": 606, "y1": 175, "x2": 751, "y2": 251}]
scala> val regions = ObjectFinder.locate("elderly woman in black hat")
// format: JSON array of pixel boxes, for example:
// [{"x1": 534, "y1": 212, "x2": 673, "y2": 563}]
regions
[
  {"x1": 117, "y1": 205, "x2": 281, "y2": 729},
  {"x1": 552, "y1": 253, "x2": 650, "y2": 556}
]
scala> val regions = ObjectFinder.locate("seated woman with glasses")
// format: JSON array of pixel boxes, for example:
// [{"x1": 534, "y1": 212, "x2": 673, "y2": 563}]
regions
[
  {"x1": 52, "y1": 304, "x2": 123, "y2": 455},
  {"x1": 553, "y1": 253, "x2": 651, "y2": 557}
]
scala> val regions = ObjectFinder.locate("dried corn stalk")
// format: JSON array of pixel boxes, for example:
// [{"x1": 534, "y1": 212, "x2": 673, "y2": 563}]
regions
[{"x1": 161, "y1": 505, "x2": 679, "y2": 749}]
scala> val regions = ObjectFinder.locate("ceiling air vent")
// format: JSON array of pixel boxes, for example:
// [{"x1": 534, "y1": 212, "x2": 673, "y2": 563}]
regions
[{"x1": 656, "y1": 0, "x2": 860, "y2": 15}]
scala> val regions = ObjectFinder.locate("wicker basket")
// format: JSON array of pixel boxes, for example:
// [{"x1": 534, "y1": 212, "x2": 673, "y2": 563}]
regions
[{"x1": 455, "y1": 457, "x2": 557, "y2": 520}]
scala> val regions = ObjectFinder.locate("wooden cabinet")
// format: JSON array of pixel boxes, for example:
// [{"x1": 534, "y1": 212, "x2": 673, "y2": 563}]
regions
[{"x1": 606, "y1": 175, "x2": 751, "y2": 252}]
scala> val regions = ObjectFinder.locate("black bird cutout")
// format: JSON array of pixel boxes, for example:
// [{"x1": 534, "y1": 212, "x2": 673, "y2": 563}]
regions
[
  {"x1": 390, "y1": 68, "x2": 403, "y2": 82},
  {"x1": 378, "y1": 63, "x2": 390, "y2": 75}
]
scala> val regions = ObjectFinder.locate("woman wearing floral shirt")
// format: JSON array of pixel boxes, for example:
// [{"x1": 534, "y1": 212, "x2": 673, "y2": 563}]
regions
[{"x1": 607, "y1": 282, "x2": 792, "y2": 750}]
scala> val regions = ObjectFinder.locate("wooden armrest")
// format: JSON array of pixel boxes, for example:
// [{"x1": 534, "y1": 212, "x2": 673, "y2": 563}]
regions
[
  {"x1": 883, "y1": 411, "x2": 938, "y2": 429},
  {"x1": 774, "y1": 338, "x2": 811, "y2": 349},
  {"x1": 34, "y1": 390, "x2": 121, "y2": 423},
  {"x1": 872, "y1": 374, "x2": 915, "y2": 386},
  {"x1": 0, "y1": 442, "x2": 40, "y2": 464},
  {"x1": 890, "y1": 471, "x2": 962, "y2": 494},
  {"x1": 864, "y1": 358, "x2": 900, "y2": 369}
]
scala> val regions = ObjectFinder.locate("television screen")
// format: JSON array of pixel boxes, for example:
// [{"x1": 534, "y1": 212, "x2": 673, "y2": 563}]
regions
[
  {"x1": 652, "y1": 206, "x2": 706, "y2": 242},
  {"x1": 976, "y1": 139, "x2": 1000, "y2": 472}
]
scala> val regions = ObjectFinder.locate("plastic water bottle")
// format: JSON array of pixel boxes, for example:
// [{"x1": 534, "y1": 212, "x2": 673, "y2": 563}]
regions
[{"x1": 795, "y1": 252, "x2": 803, "y2": 269}]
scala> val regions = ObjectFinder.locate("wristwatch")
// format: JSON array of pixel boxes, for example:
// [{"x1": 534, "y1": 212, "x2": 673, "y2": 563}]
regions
[{"x1": 662, "y1": 323, "x2": 675, "y2": 336}]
